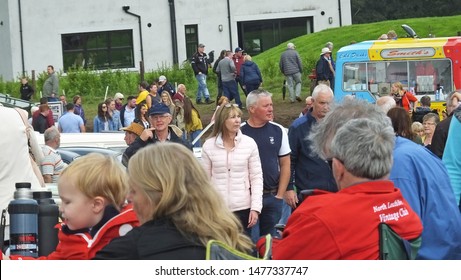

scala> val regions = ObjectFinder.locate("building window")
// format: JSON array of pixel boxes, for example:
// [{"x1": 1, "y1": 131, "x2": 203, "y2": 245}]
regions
[
  {"x1": 185, "y1": 25, "x2": 198, "y2": 61},
  {"x1": 238, "y1": 17, "x2": 313, "y2": 56},
  {"x1": 61, "y1": 30, "x2": 134, "y2": 71}
]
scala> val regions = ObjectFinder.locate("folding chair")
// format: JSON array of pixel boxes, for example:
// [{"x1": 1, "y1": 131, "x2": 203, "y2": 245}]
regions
[
  {"x1": 206, "y1": 234, "x2": 272, "y2": 260},
  {"x1": 379, "y1": 223, "x2": 421, "y2": 260}
]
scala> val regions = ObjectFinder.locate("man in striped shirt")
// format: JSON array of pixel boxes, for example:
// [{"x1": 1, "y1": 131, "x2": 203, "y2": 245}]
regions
[{"x1": 40, "y1": 126, "x2": 67, "y2": 183}]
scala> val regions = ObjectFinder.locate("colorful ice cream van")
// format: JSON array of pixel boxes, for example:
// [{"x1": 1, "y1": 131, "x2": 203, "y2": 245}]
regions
[{"x1": 333, "y1": 35, "x2": 461, "y2": 111}]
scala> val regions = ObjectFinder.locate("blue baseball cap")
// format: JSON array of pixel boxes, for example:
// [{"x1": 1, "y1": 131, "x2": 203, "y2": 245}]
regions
[
  {"x1": 234, "y1": 47, "x2": 244, "y2": 52},
  {"x1": 149, "y1": 103, "x2": 170, "y2": 116}
]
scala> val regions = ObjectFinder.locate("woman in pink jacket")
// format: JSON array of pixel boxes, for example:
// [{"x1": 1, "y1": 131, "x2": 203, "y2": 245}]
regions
[{"x1": 202, "y1": 104, "x2": 263, "y2": 236}]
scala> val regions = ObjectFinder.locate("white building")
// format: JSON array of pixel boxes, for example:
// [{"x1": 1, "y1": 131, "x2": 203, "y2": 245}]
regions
[{"x1": 0, "y1": 0, "x2": 351, "y2": 81}]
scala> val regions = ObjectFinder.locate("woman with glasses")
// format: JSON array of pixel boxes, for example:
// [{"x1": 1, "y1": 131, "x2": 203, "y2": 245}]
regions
[
  {"x1": 422, "y1": 113, "x2": 440, "y2": 148},
  {"x1": 201, "y1": 104, "x2": 263, "y2": 237},
  {"x1": 93, "y1": 102, "x2": 112, "y2": 132}
]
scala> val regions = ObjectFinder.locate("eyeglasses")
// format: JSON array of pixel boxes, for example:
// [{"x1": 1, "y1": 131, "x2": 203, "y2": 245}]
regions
[
  {"x1": 224, "y1": 103, "x2": 240, "y2": 108},
  {"x1": 150, "y1": 114, "x2": 170, "y2": 120}
]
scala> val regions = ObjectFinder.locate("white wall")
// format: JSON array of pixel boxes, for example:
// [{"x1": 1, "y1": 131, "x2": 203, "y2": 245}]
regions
[{"x1": 0, "y1": 0, "x2": 351, "y2": 81}]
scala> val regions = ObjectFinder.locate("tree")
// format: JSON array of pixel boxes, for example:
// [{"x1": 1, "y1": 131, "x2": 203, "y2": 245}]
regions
[{"x1": 351, "y1": 0, "x2": 461, "y2": 24}]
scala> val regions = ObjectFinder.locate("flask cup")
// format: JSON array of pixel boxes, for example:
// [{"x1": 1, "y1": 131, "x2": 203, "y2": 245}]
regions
[{"x1": 8, "y1": 182, "x2": 39, "y2": 257}]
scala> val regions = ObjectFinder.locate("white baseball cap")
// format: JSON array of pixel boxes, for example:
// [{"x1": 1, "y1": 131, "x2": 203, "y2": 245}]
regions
[{"x1": 114, "y1": 92, "x2": 124, "y2": 100}]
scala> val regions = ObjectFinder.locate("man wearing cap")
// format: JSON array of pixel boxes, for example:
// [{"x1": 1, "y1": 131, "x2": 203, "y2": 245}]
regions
[
  {"x1": 157, "y1": 75, "x2": 175, "y2": 99},
  {"x1": 233, "y1": 47, "x2": 246, "y2": 96},
  {"x1": 315, "y1": 47, "x2": 335, "y2": 89},
  {"x1": 121, "y1": 122, "x2": 145, "y2": 145},
  {"x1": 114, "y1": 92, "x2": 124, "y2": 111},
  {"x1": 279, "y1": 43, "x2": 303, "y2": 103},
  {"x1": 122, "y1": 103, "x2": 191, "y2": 166},
  {"x1": 191, "y1": 43, "x2": 214, "y2": 105}
]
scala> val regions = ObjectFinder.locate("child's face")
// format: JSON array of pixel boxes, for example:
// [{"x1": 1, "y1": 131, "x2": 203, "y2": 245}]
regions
[{"x1": 58, "y1": 177, "x2": 99, "y2": 230}]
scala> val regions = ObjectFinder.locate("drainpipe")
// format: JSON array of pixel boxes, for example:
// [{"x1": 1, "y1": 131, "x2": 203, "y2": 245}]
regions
[
  {"x1": 226, "y1": 0, "x2": 233, "y2": 50},
  {"x1": 122, "y1": 6, "x2": 144, "y2": 63},
  {"x1": 18, "y1": 0, "x2": 25, "y2": 75},
  {"x1": 338, "y1": 0, "x2": 342, "y2": 27},
  {"x1": 168, "y1": 0, "x2": 178, "y2": 64}
]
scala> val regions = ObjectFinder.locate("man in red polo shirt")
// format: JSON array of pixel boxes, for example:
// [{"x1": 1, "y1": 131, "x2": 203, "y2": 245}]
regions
[{"x1": 272, "y1": 100, "x2": 422, "y2": 260}]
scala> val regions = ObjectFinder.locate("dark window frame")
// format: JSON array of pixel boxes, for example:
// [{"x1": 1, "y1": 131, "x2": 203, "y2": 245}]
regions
[{"x1": 61, "y1": 30, "x2": 134, "y2": 72}]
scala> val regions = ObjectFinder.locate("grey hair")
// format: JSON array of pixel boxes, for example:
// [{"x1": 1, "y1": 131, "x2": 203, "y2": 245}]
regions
[
  {"x1": 44, "y1": 126, "x2": 60, "y2": 142},
  {"x1": 325, "y1": 42, "x2": 334, "y2": 49},
  {"x1": 309, "y1": 99, "x2": 392, "y2": 160},
  {"x1": 330, "y1": 118, "x2": 395, "y2": 179},
  {"x1": 376, "y1": 96, "x2": 396, "y2": 113},
  {"x1": 446, "y1": 91, "x2": 456, "y2": 107},
  {"x1": 246, "y1": 89, "x2": 272, "y2": 109},
  {"x1": 312, "y1": 84, "x2": 333, "y2": 99}
]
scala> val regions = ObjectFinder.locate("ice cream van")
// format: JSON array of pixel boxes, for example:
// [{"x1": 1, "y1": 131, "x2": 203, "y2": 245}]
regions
[{"x1": 333, "y1": 28, "x2": 461, "y2": 114}]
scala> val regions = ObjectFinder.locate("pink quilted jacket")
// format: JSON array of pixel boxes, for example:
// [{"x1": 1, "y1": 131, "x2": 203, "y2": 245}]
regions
[{"x1": 201, "y1": 130, "x2": 263, "y2": 213}]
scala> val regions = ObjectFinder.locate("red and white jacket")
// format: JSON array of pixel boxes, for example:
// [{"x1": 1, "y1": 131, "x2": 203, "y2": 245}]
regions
[{"x1": 8, "y1": 205, "x2": 139, "y2": 260}]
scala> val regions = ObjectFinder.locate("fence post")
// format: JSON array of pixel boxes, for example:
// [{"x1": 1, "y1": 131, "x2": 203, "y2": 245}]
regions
[{"x1": 139, "y1": 61, "x2": 145, "y2": 82}]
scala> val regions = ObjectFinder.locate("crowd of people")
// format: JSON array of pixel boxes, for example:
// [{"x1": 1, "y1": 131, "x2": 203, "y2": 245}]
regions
[{"x1": 4, "y1": 41, "x2": 461, "y2": 260}]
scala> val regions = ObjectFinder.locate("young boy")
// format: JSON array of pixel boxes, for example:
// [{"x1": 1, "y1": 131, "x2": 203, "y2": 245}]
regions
[{"x1": 4, "y1": 153, "x2": 139, "y2": 260}]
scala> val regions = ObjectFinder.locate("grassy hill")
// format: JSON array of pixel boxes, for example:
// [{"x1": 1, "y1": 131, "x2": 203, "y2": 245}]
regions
[{"x1": 252, "y1": 14, "x2": 461, "y2": 91}]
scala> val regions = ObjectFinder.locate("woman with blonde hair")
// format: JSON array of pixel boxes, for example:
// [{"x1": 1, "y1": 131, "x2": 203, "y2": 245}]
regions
[
  {"x1": 240, "y1": 54, "x2": 263, "y2": 95},
  {"x1": 161, "y1": 90, "x2": 176, "y2": 116},
  {"x1": 201, "y1": 104, "x2": 263, "y2": 237},
  {"x1": 390, "y1": 82, "x2": 417, "y2": 112},
  {"x1": 94, "y1": 142, "x2": 254, "y2": 259}
]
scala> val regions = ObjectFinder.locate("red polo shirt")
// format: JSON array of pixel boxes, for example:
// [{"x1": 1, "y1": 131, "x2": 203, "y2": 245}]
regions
[{"x1": 273, "y1": 180, "x2": 423, "y2": 260}]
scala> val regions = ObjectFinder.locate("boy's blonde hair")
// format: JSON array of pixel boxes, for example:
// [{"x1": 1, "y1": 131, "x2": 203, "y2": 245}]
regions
[{"x1": 59, "y1": 153, "x2": 128, "y2": 211}]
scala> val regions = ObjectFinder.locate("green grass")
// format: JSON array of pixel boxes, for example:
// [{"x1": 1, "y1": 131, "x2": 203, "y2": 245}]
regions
[{"x1": 2, "y1": 15, "x2": 460, "y2": 130}]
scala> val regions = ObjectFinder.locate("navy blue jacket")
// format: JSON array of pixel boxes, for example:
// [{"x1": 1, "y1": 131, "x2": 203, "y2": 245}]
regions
[
  {"x1": 287, "y1": 113, "x2": 337, "y2": 193},
  {"x1": 240, "y1": 61, "x2": 262, "y2": 85}
]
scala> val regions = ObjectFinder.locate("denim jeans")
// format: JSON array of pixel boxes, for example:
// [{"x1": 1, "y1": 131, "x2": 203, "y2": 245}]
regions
[
  {"x1": 278, "y1": 200, "x2": 292, "y2": 225},
  {"x1": 195, "y1": 73, "x2": 210, "y2": 102},
  {"x1": 251, "y1": 193, "x2": 283, "y2": 242},
  {"x1": 222, "y1": 80, "x2": 242, "y2": 107}
]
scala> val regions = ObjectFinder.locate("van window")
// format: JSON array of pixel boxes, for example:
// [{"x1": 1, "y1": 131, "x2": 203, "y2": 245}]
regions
[{"x1": 342, "y1": 59, "x2": 453, "y2": 97}]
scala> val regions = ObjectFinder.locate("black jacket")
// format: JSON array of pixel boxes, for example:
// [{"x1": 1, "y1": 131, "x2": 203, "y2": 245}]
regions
[
  {"x1": 315, "y1": 56, "x2": 334, "y2": 82},
  {"x1": 93, "y1": 218, "x2": 206, "y2": 260},
  {"x1": 191, "y1": 52, "x2": 210, "y2": 75},
  {"x1": 20, "y1": 83, "x2": 35, "y2": 101}
]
